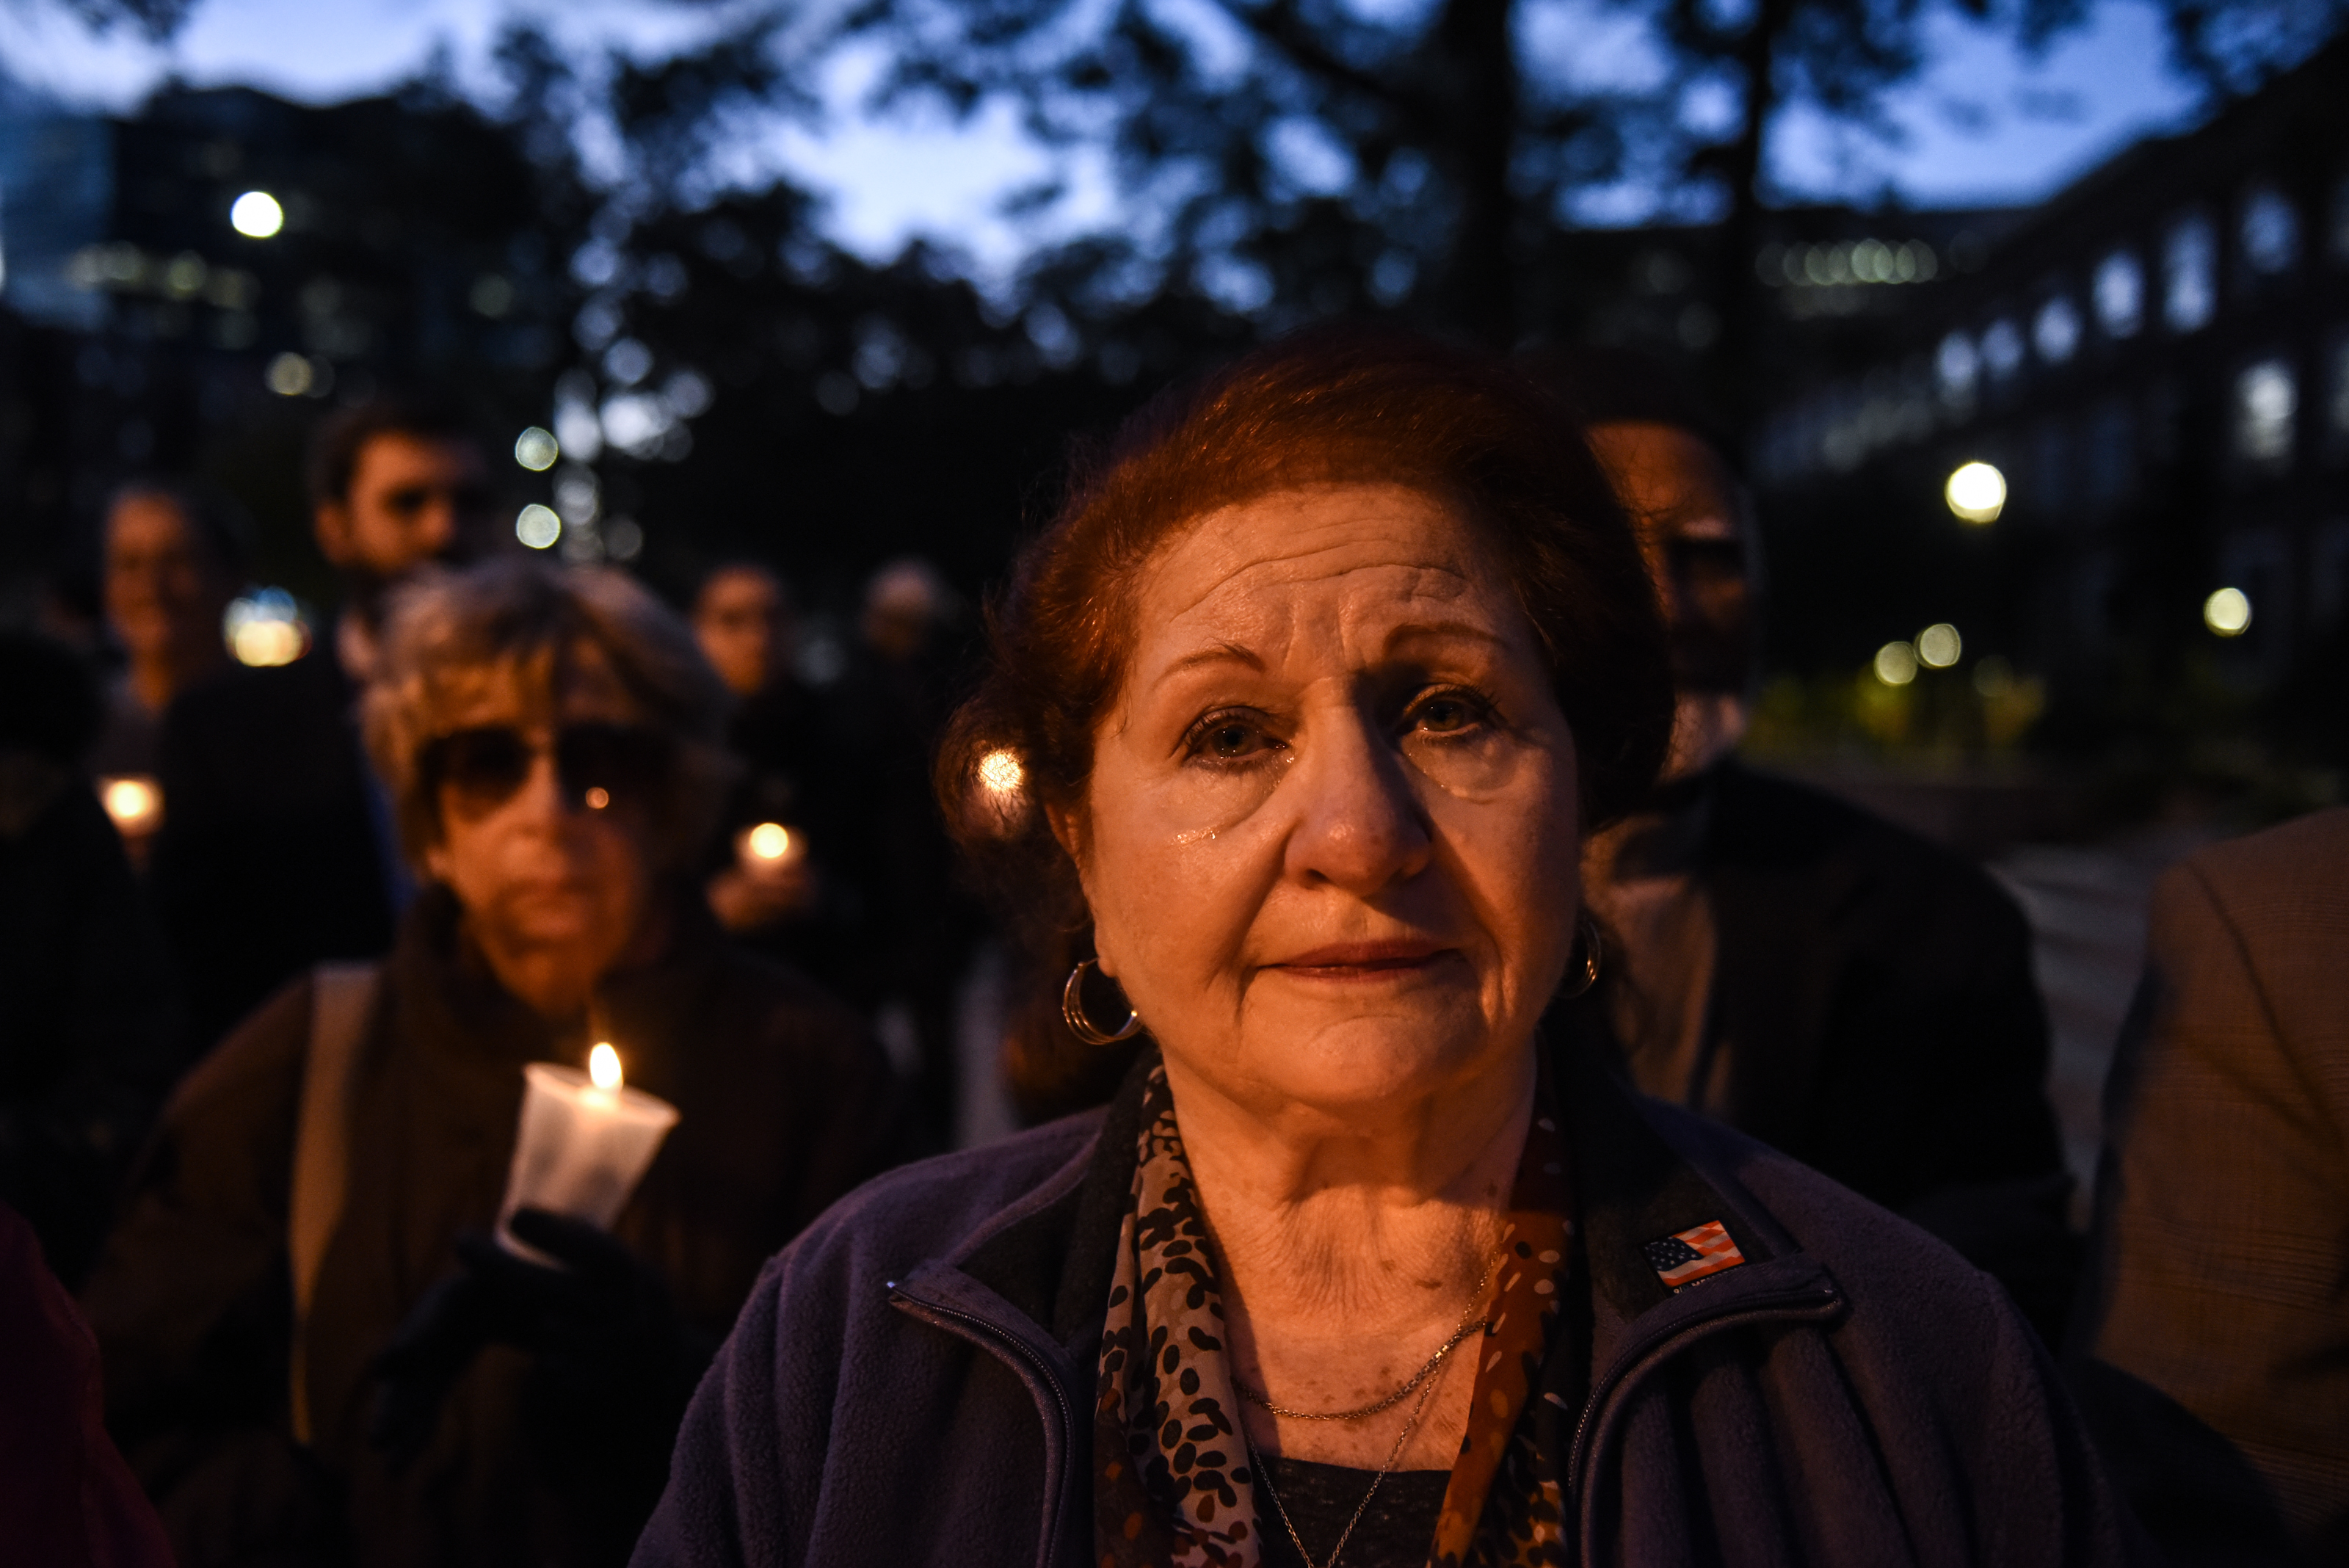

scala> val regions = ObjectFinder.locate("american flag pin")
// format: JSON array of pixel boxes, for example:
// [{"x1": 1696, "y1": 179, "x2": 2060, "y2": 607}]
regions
[{"x1": 1644, "y1": 1219, "x2": 1746, "y2": 1291}]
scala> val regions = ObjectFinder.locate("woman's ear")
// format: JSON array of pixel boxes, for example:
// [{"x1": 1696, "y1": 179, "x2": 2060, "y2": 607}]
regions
[{"x1": 1044, "y1": 802, "x2": 1086, "y2": 871}]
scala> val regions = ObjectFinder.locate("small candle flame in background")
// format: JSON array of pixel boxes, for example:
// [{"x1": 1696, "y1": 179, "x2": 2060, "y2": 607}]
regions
[
  {"x1": 747, "y1": 822, "x2": 791, "y2": 860},
  {"x1": 99, "y1": 775, "x2": 163, "y2": 835},
  {"x1": 588, "y1": 1042, "x2": 623, "y2": 1092}
]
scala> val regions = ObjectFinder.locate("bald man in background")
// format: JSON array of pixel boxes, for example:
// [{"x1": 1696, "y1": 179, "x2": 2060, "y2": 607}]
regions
[{"x1": 1534, "y1": 347, "x2": 2077, "y2": 1342}]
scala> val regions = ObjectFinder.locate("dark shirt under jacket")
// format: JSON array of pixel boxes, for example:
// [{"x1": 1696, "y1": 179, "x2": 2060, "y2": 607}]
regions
[
  {"x1": 82, "y1": 885, "x2": 898, "y2": 1568},
  {"x1": 150, "y1": 641, "x2": 393, "y2": 1056},
  {"x1": 1609, "y1": 761, "x2": 2074, "y2": 1340}
]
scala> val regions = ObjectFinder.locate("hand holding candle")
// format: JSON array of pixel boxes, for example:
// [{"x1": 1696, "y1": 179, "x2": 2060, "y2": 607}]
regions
[{"x1": 498, "y1": 1042, "x2": 679, "y2": 1261}]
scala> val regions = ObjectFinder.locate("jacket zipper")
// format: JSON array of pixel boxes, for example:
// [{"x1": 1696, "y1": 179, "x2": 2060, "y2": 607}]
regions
[
  {"x1": 1569, "y1": 1278, "x2": 1845, "y2": 1498},
  {"x1": 890, "y1": 1286, "x2": 1080, "y2": 1568}
]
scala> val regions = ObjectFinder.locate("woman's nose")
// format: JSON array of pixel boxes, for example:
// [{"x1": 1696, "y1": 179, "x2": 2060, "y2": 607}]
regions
[
  {"x1": 509, "y1": 751, "x2": 575, "y2": 821},
  {"x1": 1282, "y1": 708, "x2": 1431, "y2": 895}
]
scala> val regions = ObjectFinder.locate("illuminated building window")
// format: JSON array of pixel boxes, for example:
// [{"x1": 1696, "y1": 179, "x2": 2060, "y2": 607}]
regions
[
  {"x1": 2234, "y1": 357, "x2": 2297, "y2": 468},
  {"x1": 2093, "y1": 250, "x2": 2143, "y2": 338},
  {"x1": 2165, "y1": 214, "x2": 2215, "y2": 332},
  {"x1": 2240, "y1": 185, "x2": 2301, "y2": 276},
  {"x1": 1981, "y1": 318, "x2": 2025, "y2": 382},
  {"x1": 2034, "y1": 295, "x2": 2081, "y2": 363},
  {"x1": 1936, "y1": 331, "x2": 1979, "y2": 410}
]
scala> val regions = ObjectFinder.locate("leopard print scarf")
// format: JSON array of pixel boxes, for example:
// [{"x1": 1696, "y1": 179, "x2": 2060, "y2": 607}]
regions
[{"x1": 1092, "y1": 1063, "x2": 1578, "y2": 1568}]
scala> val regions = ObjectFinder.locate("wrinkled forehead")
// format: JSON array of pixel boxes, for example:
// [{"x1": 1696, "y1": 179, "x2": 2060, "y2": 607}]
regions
[
  {"x1": 426, "y1": 636, "x2": 644, "y2": 733},
  {"x1": 1128, "y1": 483, "x2": 1525, "y2": 671}
]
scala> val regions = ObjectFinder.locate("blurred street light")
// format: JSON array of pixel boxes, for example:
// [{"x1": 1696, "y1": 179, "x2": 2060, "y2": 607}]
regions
[
  {"x1": 514, "y1": 427, "x2": 559, "y2": 471},
  {"x1": 1945, "y1": 462, "x2": 2005, "y2": 524},
  {"x1": 224, "y1": 590, "x2": 309, "y2": 667},
  {"x1": 229, "y1": 190, "x2": 283, "y2": 239},
  {"x1": 2204, "y1": 587, "x2": 2252, "y2": 636},
  {"x1": 516, "y1": 504, "x2": 562, "y2": 550},
  {"x1": 1873, "y1": 642, "x2": 1919, "y2": 686},
  {"x1": 1915, "y1": 623, "x2": 1962, "y2": 667}
]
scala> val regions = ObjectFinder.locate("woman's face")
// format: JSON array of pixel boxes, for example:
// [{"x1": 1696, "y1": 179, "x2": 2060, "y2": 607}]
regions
[
  {"x1": 421, "y1": 645, "x2": 661, "y2": 1003},
  {"x1": 1071, "y1": 484, "x2": 1582, "y2": 1122}
]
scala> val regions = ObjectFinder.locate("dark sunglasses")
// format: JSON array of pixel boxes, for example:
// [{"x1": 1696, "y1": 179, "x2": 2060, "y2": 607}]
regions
[{"x1": 420, "y1": 722, "x2": 673, "y2": 815}]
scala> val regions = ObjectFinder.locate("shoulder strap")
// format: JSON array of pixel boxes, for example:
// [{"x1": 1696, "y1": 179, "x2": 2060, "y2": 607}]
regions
[{"x1": 288, "y1": 959, "x2": 380, "y2": 1447}]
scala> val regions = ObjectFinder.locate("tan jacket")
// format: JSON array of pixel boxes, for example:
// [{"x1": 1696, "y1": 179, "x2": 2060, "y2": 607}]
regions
[{"x1": 2074, "y1": 807, "x2": 2349, "y2": 1564}]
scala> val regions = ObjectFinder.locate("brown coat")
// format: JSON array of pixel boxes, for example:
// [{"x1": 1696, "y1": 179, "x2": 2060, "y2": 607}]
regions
[
  {"x1": 2072, "y1": 807, "x2": 2349, "y2": 1564},
  {"x1": 81, "y1": 887, "x2": 898, "y2": 1568}
]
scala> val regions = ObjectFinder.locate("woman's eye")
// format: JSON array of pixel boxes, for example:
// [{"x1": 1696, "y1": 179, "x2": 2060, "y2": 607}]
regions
[
  {"x1": 1408, "y1": 690, "x2": 1490, "y2": 736},
  {"x1": 1186, "y1": 713, "x2": 1282, "y2": 763}
]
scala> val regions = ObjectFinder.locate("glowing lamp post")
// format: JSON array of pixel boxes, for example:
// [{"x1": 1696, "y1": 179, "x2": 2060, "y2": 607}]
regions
[
  {"x1": 498, "y1": 1042, "x2": 678, "y2": 1262},
  {"x1": 1945, "y1": 462, "x2": 2005, "y2": 525}
]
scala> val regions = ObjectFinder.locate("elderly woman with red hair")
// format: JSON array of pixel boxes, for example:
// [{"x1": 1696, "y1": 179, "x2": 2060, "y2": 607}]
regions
[{"x1": 635, "y1": 334, "x2": 2138, "y2": 1568}]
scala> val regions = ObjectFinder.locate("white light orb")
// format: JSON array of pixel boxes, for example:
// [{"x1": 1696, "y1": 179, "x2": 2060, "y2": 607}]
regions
[
  {"x1": 1915, "y1": 623, "x2": 1962, "y2": 669},
  {"x1": 747, "y1": 822, "x2": 792, "y2": 860},
  {"x1": 229, "y1": 190, "x2": 283, "y2": 239},
  {"x1": 1945, "y1": 461, "x2": 2006, "y2": 524},
  {"x1": 1874, "y1": 642, "x2": 1919, "y2": 686},
  {"x1": 515, "y1": 504, "x2": 562, "y2": 550},
  {"x1": 514, "y1": 426, "x2": 559, "y2": 472},
  {"x1": 2204, "y1": 587, "x2": 2252, "y2": 637}
]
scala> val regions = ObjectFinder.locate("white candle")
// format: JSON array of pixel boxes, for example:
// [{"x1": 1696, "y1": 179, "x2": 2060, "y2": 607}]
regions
[{"x1": 497, "y1": 1045, "x2": 679, "y2": 1261}]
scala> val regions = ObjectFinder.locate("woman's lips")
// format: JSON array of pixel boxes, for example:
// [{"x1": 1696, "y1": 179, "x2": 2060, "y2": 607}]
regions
[{"x1": 1269, "y1": 940, "x2": 1451, "y2": 976}]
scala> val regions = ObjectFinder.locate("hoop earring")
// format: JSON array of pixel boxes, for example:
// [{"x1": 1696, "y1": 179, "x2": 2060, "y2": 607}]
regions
[
  {"x1": 1062, "y1": 958, "x2": 1144, "y2": 1045},
  {"x1": 1560, "y1": 917, "x2": 1603, "y2": 998}
]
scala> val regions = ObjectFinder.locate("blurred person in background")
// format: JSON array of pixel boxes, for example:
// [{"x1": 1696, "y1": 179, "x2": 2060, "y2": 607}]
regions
[
  {"x1": 0, "y1": 632, "x2": 178, "y2": 1287},
  {"x1": 2071, "y1": 807, "x2": 2349, "y2": 1565},
  {"x1": 150, "y1": 398, "x2": 500, "y2": 1056},
  {"x1": 84, "y1": 559, "x2": 896, "y2": 1568},
  {"x1": 824, "y1": 557, "x2": 985, "y2": 1147},
  {"x1": 91, "y1": 478, "x2": 250, "y2": 781},
  {"x1": 1529, "y1": 347, "x2": 2076, "y2": 1343},
  {"x1": 691, "y1": 562, "x2": 829, "y2": 942}
]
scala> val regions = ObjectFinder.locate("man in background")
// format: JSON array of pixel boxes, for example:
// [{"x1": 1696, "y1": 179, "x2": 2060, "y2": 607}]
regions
[
  {"x1": 1534, "y1": 347, "x2": 2077, "y2": 1340},
  {"x1": 693, "y1": 562, "x2": 830, "y2": 941},
  {"x1": 91, "y1": 479, "x2": 249, "y2": 784},
  {"x1": 150, "y1": 399, "x2": 497, "y2": 1053},
  {"x1": 2072, "y1": 807, "x2": 2349, "y2": 1565}
]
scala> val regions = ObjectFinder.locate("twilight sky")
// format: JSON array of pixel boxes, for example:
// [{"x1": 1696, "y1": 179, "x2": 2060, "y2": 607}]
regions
[{"x1": 0, "y1": 0, "x2": 2207, "y2": 275}]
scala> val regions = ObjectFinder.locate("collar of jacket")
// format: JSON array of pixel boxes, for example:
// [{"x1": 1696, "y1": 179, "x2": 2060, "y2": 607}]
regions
[{"x1": 884, "y1": 1039, "x2": 1846, "y2": 1568}]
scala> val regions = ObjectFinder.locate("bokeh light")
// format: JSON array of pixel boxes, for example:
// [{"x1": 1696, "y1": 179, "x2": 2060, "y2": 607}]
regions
[
  {"x1": 223, "y1": 589, "x2": 309, "y2": 667},
  {"x1": 1945, "y1": 462, "x2": 2006, "y2": 524},
  {"x1": 747, "y1": 822, "x2": 792, "y2": 860},
  {"x1": 514, "y1": 427, "x2": 560, "y2": 471},
  {"x1": 99, "y1": 775, "x2": 162, "y2": 835},
  {"x1": 1915, "y1": 623, "x2": 1962, "y2": 668},
  {"x1": 229, "y1": 190, "x2": 283, "y2": 238},
  {"x1": 515, "y1": 504, "x2": 562, "y2": 549},
  {"x1": 2204, "y1": 587, "x2": 2252, "y2": 636},
  {"x1": 1873, "y1": 641, "x2": 1918, "y2": 686},
  {"x1": 978, "y1": 748, "x2": 1025, "y2": 795}
]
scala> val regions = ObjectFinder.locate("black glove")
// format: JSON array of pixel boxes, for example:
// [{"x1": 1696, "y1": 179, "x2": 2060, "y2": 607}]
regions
[{"x1": 368, "y1": 1209, "x2": 709, "y2": 1484}]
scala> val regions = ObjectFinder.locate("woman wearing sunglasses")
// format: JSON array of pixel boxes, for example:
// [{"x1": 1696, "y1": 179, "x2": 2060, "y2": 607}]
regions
[{"x1": 82, "y1": 558, "x2": 898, "y2": 1568}]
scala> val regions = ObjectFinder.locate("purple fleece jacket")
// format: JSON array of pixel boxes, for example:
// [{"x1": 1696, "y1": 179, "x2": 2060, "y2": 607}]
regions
[{"x1": 633, "y1": 1045, "x2": 2146, "y2": 1567}]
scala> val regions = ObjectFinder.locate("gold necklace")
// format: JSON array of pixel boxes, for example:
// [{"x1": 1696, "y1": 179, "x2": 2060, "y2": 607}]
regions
[
  {"x1": 1232, "y1": 1241, "x2": 1505, "y2": 1422},
  {"x1": 1246, "y1": 1366, "x2": 1445, "y2": 1568}
]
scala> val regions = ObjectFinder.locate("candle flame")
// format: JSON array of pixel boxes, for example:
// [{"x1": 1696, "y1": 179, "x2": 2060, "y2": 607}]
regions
[
  {"x1": 588, "y1": 1042, "x2": 622, "y2": 1092},
  {"x1": 977, "y1": 749, "x2": 1024, "y2": 796},
  {"x1": 100, "y1": 775, "x2": 161, "y2": 832},
  {"x1": 747, "y1": 822, "x2": 791, "y2": 860}
]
